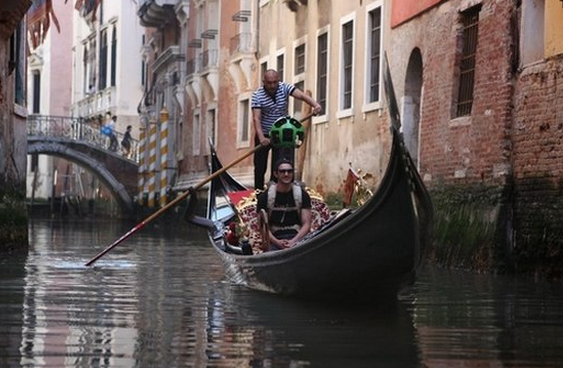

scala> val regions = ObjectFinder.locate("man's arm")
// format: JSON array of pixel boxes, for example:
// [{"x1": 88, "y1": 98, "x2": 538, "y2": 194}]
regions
[
  {"x1": 252, "y1": 108, "x2": 270, "y2": 145},
  {"x1": 291, "y1": 88, "x2": 322, "y2": 115}
]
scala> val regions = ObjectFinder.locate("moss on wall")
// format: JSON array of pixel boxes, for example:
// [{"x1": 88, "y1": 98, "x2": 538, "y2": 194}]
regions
[
  {"x1": 513, "y1": 176, "x2": 563, "y2": 278},
  {"x1": 0, "y1": 187, "x2": 28, "y2": 253},
  {"x1": 428, "y1": 183, "x2": 512, "y2": 272}
]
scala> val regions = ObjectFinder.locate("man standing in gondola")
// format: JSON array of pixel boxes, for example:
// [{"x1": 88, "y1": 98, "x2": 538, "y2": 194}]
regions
[
  {"x1": 257, "y1": 159, "x2": 312, "y2": 251},
  {"x1": 251, "y1": 69, "x2": 322, "y2": 190}
]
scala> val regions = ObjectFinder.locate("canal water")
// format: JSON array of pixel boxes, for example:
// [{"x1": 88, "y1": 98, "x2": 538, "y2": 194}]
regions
[{"x1": 1, "y1": 219, "x2": 563, "y2": 368}]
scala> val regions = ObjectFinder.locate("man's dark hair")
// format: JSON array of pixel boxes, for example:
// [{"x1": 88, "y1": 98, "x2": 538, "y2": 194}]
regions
[{"x1": 274, "y1": 158, "x2": 293, "y2": 171}]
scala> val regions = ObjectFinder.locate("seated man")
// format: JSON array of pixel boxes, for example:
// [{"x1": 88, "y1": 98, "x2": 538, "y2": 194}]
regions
[{"x1": 256, "y1": 159, "x2": 312, "y2": 251}]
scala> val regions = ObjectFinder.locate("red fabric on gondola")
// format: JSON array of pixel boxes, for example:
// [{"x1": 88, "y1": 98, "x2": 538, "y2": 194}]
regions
[
  {"x1": 343, "y1": 167, "x2": 359, "y2": 207},
  {"x1": 226, "y1": 189, "x2": 255, "y2": 206}
]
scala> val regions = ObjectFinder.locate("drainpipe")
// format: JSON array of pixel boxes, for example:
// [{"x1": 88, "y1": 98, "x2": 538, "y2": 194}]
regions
[{"x1": 253, "y1": 0, "x2": 260, "y2": 58}]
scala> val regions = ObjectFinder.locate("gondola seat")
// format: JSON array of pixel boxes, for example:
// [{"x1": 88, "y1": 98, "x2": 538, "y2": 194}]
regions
[{"x1": 227, "y1": 188, "x2": 332, "y2": 253}]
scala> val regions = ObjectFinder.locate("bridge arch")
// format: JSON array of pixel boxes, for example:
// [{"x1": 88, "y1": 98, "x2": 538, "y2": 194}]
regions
[{"x1": 28, "y1": 137, "x2": 137, "y2": 214}]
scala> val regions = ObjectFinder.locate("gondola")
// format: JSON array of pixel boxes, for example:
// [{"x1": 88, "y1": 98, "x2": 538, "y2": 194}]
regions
[
  {"x1": 195, "y1": 61, "x2": 433, "y2": 299},
  {"x1": 202, "y1": 125, "x2": 432, "y2": 299}
]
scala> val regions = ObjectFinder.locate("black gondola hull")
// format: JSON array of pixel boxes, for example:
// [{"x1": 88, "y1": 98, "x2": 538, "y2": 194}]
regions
[{"x1": 205, "y1": 129, "x2": 433, "y2": 299}]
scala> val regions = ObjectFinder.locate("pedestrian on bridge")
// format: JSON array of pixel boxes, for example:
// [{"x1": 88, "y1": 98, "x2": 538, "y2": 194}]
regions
[
  {"x1": 103, "y1": 113, "x2": 119, "y2": 152},
  {"x1": 121, "y1": 125, "x2": 132, "y2": 158}
]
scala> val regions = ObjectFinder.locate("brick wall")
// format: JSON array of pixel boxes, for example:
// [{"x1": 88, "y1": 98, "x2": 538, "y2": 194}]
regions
[
  {"x1": 389, "y1": 0, "x2": 518, "y2": 271},
  {"x1": 417, "y1": 1, "x2": 515, "y2": 186}
]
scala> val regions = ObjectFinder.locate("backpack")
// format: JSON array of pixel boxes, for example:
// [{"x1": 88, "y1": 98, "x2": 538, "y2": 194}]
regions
[{"x1": 266, "y1": 183, "x2": 303, "y2": 216}]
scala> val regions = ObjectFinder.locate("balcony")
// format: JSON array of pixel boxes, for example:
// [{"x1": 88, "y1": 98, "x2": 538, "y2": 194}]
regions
[
  {"x1": 186, "y1": 56, "x2": 201, "y2": 76},
  {"x1": 200, "y1": 49, "x2": 219, "y2": 102},
  {"x1": 72, "y1": 88, "x2": 117, "y2": 119},
  {"x1": 201, "y1": 49, "x2": 218, "y2": 70},
  {"x1": 0, "y1": 0, "x2": 32, "y2": 36},
  {"x1": 228, "y1": 33, "x2": 256, "y2": 94},
  {"x1": 137, "y1": 0, "x2": 177, "y2": 27},
  {"x1": 229, "y1": 32, "x2": 254, "y2": 54},
  {"x1": 152, "y1": 45, "x2": 184, "y2": 75}
]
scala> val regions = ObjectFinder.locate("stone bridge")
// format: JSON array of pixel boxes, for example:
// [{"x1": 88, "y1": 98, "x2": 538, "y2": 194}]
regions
[{"x1": 27, "y1": 115, "x2": 139, "y2": 214}]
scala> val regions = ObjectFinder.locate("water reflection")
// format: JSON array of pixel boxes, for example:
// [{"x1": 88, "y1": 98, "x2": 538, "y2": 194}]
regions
[
  {"x1": 4, "y1": 219, "x2": 418, "y2": 368},
  {"x1": 1, "y1": 219, "x2": 562, "y2": 367},
  {"x1": 401, "y1": 268, "x2": 563, "y2": 367}
]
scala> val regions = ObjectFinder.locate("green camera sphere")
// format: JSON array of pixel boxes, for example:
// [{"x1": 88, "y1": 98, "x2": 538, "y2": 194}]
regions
[{"x1": 269, "y1": 116, "x2": 305, "y2": 148}]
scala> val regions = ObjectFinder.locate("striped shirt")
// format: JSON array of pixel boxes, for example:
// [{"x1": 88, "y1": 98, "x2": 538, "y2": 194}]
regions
[{"x1": 251, "y1": 82, "x2": 296, "y2": 135}]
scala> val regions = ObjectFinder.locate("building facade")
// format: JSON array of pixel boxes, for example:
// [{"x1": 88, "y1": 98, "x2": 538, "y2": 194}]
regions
[
  {"x1": 257, "y1": 0, "x2": 391, "y2": 194},
  {"x1": 388, "y1": 0, "x2": 563, "y2": 275},
  {"x1": 71, "y1": 0, "x2": 144, "y2": 135},
  {"x1": 137, "y1": 0, "x2": 259, "y2": 208},
  {"x1": 0, "y1": 0, "x2": 33, "y2": 251},
  {"x1": 26, "y1": 0, "x2": 74, "y2": 206},
  {"x1": 25, "y1": 1, "x2": 146, "y2": 215}
]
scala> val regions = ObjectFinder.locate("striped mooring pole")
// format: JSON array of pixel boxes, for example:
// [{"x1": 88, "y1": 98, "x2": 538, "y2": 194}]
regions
[
  {"x1": 137, "y1": 123, "x2": 147, "y2": 205},
  {"x1": 158, "y1": 107, "x2": 169, "y2": 207},
  {"x1": 147, "y1": 118, "x2": 158, "y2": 208}
]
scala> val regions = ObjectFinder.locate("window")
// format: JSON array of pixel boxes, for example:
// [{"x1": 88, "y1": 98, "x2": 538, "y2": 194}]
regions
[
  {"x1": 260, "y1": 60, "x2": 267, "y2": 81},
  {"x1": 83, "y1": 47, "x2": 88, "y2": 94},
  {"x1": 341, "y1": 20, "x2": 354, "y2": 110},
  {"x1": 193, "y1": 113, "x2": 201, "y2": 155},
  {"x1": 111, "y1": 26, "x2": 117, "y2": 86},
  {"x1": 277, "y1": 54, "x2": 284, "y2": 81},
  {"x1": 295, "y1": 44, "x2": 305, "y2": 75},
  {"x1": 456, "y1": 6, "x2": 480, "y2": 117},
  {"x1": 239, "y1": 98, "x2": 250, "y2": 145},
  {"x1": 293, "y1": 81, "x2": 304, "y2": 114},
  {"x1": 88, "y1": 38, "x2": 97, "y2": 93},
  {"x1": 11, "y1": 23, "x2": 25, "y2": 105},
  {"x1": 99, "y1": 30, "x2": 107, "y2": 90},
  {"x1": 367, "y1": 6, "x2": 382, "y2": 103},
  {"x1": 31, "y1": 154, "x2": 39, "y2": 173},
  {"x1": 205, "y1": 108, "x2": 216, "y2": 154},
  {"x1": 316, "y1": 32, "x2": 328, "y2": 114},
  {"x1": 141, "y1": 35, "x2": 146, "y2": 87},
  {"x1": 141, "y1": 57, "x2": 146, "y2": 87},
  {"x1": 32, "y1": 71, "x2": 41, "y2": 114}
]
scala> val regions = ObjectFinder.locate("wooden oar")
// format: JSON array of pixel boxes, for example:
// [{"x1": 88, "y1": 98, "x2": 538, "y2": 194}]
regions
[
  {"x1": 85, "y1": 144, "x2": 264, "y2": 266},
  {"x1": 296, "y1": 91, "x2": 313, "y2": 182}
]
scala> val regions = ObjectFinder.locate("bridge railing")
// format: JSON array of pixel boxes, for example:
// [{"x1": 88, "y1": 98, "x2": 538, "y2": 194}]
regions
[{"x1": 28, "y1": 115, "x2": 140, "y2": 162}]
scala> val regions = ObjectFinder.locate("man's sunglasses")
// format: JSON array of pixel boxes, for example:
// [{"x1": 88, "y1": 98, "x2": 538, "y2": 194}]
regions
[{"x1": 277, "y1": 169, "x2": 294, "y2": 174}]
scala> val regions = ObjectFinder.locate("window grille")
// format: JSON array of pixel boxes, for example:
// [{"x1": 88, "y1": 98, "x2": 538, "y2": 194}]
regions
[
  {"x1": 316, "y1": 32, "x2": 328, "y2": 113},
  {"x1": 342, "y1": 21, "x2": 354, "y2": 110},
  {"x1": 368, "y1": 7, "x2": 381, "y2": 103},
  {"x1": 456, "y1": 7, "x2": 480, "y2": 117},
  {"x1": 295, "y1": 44, "x2": 306, "y2": 75}
]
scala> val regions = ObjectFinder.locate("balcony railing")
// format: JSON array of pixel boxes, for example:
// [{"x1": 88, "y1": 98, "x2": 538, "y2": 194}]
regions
[
  {"x1": 28, "y1": 115, "x2": 140, "y2": 162},
  {"x1": 187, "y1": 56, "x2": 202, "y2": 75},
  {"x1": 230, "y1": 32, "x2": 253, "y2": 54},
  {"x1": 72, "y1": 88, "x2": 116, "y2": 119},
  {"x1": 201, "y1": 49, "x2": 219, "y2": 69}
]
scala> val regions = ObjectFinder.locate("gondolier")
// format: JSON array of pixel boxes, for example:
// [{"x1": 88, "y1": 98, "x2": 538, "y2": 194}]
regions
[
  {"x1": 251, "y1": 69, "x2": 322, "y2": 190},
  {"x1": 256, "y1": 159, "x2": 312, "y2": 251}
]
